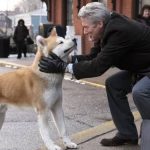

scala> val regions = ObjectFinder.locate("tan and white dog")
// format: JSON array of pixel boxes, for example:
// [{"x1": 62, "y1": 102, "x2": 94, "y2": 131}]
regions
[{"x1": 0, "y1": 28, "x2": 77, "y2": 150}]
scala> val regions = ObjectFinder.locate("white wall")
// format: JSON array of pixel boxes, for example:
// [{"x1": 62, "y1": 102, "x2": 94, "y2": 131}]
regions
[{"x1": 13, "y1": 14, "x2": 31, "y2": 27}]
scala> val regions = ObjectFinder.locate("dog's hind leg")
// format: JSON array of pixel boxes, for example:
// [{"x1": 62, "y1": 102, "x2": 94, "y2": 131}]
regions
[
  {"x1": 51, "y1": 99, "x2": 77, "y2": 149},
  {"x1": 37, "y1": 109, "x2": 62, "y2": 150},
  {"x1": 0, "y1": 104, "x2": 7, "y2": 130}
]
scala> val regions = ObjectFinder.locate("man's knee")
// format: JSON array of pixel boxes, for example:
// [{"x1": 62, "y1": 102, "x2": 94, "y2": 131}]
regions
[
  {"x1": 132, "y1": 83, "x2": 141, "y2": 96},
  {"x1": 105, "y1": 76, "x2": 114, "y2": 88},
  {"x1": 132, "y1": 84, "x2": 146, "y2": 106}
]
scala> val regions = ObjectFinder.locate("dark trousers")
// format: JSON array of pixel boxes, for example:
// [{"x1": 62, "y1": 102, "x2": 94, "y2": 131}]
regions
[
  {"x1": 105, "y1": 71, "x2": 138, "y2": 139},
  {"x1": 16, "y1": 41, "x2": 27, "y2": 58}
]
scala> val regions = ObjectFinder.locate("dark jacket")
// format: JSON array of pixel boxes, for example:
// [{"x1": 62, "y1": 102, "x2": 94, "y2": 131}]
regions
[
  {"x1": 13, "y1": 24, "x2": 29, "y2": 43},
  {"x1": 73, "y1": 12, "x2": 150, "y2": 79}
]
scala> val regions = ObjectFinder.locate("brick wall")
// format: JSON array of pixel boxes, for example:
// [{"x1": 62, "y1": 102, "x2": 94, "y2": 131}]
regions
[
  {"x1": 107, "y1": 0, "x2": 133, "y2": 18},
  {"x1": 73, "y1": 0, "x2": 94, "y2": 54},
  {"x1": 46, "y1": 0, "x2": 134, "y2": 54}
]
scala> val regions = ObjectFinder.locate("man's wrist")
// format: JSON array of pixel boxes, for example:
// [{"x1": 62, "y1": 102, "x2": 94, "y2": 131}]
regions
[
  {"x1": 65, "y1": 63, "x2": 74, "y2": 74},
  {"x1": 71, "y1": 55, "x2": 78, "y2": 63}
]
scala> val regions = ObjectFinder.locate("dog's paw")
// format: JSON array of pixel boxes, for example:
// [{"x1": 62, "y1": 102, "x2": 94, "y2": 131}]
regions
[
  {"x1": 65, "y1": 142, "x2": 77, "y2": 149},
  {"x1": 63, "y1": 137, "x2": 77, "y2": 149},
  {"x1": 48, "y1": 145, "x2": 62, "y2": 150}
]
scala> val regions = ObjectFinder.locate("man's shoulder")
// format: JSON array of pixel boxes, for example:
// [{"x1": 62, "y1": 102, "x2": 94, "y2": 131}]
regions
[
  {"x1": 110, "y1": 12, "x2": 128, "y2": 20},
  {"x1": 104, "y1": 13, "x2": 128, "y2": 33},
  {"x1": 106, "y1": 12, "x2": 138, "y2": 32}
]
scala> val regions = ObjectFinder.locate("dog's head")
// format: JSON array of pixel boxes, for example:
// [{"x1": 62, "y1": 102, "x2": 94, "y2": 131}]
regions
[{"x1": 36, "y1": 28, "x2": 76, "y2": 62}]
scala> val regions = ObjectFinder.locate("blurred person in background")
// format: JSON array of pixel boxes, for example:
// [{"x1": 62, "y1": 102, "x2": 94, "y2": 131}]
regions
[
  {"x1": 136, "y1": 4, "x2": 150, "y2": 26},
  {"x1": 13, "y1": 19, "x2": 29, "y2": 59}
]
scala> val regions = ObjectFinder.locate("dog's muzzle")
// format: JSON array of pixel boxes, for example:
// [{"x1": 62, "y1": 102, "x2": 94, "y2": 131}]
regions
[{"x1": 64, "y1": 38, "x2": 77, "y2": 54}]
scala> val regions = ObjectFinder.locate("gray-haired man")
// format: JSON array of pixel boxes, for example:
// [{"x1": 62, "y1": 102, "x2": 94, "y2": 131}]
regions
[{"x1": 39, "y1": 2, "x2": 150, "y2": 147}]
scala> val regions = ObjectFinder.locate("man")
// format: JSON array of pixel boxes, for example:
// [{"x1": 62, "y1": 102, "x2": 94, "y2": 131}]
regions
[{"x1": 39, "y1": 2, "x2": 150, "y2": 146}]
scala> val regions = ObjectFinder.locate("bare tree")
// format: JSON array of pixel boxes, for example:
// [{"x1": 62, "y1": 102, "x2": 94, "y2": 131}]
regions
[{"x1": 14, "y1": 0, "x2": 42, "y2": 13}]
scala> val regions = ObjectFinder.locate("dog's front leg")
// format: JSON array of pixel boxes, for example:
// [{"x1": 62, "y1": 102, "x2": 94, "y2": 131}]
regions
[
  {"x1": 37, "y1": 110, "x2": 62, "y2": 150},
  {"x1": 51, "y1": 99, "x2": 77, "y2": 149},
  {"x1": 0, "y1": 104, "x2": 7, "y2": 130}
]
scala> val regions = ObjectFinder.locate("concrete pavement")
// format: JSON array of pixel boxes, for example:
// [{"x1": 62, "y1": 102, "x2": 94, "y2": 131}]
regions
[{"x1": 0, "y1": 54, "x2": 142, "y2": 150}]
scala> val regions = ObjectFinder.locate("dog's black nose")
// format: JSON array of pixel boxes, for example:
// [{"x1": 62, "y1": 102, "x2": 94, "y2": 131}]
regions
[{"x1": 73, "y1": 38, "x2": 77, "y2": 46}]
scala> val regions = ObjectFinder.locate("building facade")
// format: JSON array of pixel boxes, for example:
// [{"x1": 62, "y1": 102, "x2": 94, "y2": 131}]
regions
[
  {"x1": 41, "y1": 0, "x2": 150, "y2": 54},
  {"x1": 10, "y1": 8, "x2": 49, "y2": 38}
]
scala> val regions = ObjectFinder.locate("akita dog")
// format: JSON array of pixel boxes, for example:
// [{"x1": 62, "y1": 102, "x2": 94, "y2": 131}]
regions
[{"x1": 0, "y1": 28, "x2": 77, "y2": 150}]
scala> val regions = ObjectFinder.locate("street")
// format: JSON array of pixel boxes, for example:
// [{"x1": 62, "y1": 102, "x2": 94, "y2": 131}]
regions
[{"x1": 0, "y1": 63, "x2": 137, "y2": 150}]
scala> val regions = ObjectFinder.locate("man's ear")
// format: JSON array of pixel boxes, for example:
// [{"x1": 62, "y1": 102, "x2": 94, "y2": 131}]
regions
[
  {"x1": 36, "y1": 35, "x2": 46, "y2": 47},
  {"x1": 98, "y1": 21, "x2": 104, "y2": 28}
]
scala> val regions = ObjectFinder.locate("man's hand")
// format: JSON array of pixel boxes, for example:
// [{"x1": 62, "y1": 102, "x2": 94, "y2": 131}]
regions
[{"x1": 39, "y1": 53, "x2": 67, "y2": 73}]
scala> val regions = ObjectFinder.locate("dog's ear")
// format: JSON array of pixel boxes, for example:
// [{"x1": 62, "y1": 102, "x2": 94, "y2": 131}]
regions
[
  {"x1": 36, "y1": 35, "x2": 46, "y2": 47},
  {"x1": 49, "y1": 27, "x2": 57, "y2": 37}
]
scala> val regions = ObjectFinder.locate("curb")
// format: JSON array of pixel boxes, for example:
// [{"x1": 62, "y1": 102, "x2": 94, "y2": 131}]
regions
[
  {"x1": 71, "y1": 111, "x2": 141, "y2": 145},
  {"x1": 0, "y1": 60, "x2": 26, "y2": 69}
]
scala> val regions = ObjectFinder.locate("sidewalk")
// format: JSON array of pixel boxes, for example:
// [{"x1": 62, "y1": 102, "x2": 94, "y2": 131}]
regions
[
  {"x1": 76, "y1": 119, "x2": 141, "y2": 150},
  {"x1": 58, "y1": 112, "x2": 141, "y2": 150},
  {"x1": 0, "y1": 54, "x2": 142, "y2": 150}
]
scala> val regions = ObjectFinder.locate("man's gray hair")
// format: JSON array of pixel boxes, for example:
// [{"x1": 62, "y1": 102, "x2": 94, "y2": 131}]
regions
[{"x1": 78, "y1": 2, "x2": 110, "y2": 24}]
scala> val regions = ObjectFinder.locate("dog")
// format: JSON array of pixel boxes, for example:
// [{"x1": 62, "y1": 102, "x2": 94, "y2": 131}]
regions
[{"x1": 0, "y1": 28, "x2": 77, "y2": 150}]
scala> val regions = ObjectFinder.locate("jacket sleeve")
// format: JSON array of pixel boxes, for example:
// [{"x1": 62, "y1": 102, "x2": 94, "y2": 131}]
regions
[
  {"x1": 73, "y1": 31, "x2": 132, "y2": 79},
  {"x1": 71, "y1": 45, "x2": 101, "y2": 63}
]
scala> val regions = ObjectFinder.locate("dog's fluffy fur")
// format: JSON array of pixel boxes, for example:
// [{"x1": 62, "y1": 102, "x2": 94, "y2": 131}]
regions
[{"x1": 0, "y1": 28, "x2": 77, "y2": 150}]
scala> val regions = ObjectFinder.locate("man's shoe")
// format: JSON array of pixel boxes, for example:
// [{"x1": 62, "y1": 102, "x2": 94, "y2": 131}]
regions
[{"x1": 100, "y1": 136, "x2": 138, "y2": 146}]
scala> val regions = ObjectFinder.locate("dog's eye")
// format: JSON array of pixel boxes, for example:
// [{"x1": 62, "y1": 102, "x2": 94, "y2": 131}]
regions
[
  {"x1": 59, "y1": 41, "x2": 63, "y2": 44},
  {"x1": 64, "y1": 49, "x2": 69, "y2": 53}
]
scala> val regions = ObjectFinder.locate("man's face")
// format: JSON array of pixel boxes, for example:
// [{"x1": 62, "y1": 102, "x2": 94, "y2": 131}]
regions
[
  {"x1": 80, "y1": 17, "x2": 104, "y2": 42},
  {"x1": 19, "y1": 22, "x2": 23, "y2": 26}
]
